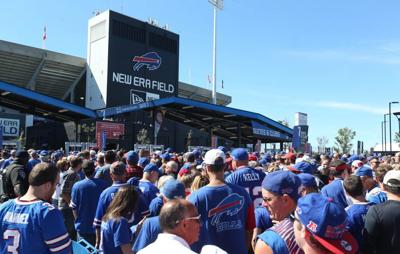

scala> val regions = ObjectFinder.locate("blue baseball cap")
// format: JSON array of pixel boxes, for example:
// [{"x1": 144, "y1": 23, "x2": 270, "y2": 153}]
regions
[
  {"x1": 143, "y1": 163, "x2": 161, "y2": 175},
  {"x1": 231, "y1": 148, "x2": 248, "y2": 161},
  {"x1": 39, "y1": 150, "x2": 49, "y2": 156},
  {"x1": 298, "y1": 173, "x2": 318, "y2": 188},
  {"x1": 262, "y1": 170, "x2": 301, "y2": 200},
  {"x1": 355, "y1": 166, "x2": 373, "y2": 177},
  {"x1": 160, "y1": 153, "x2": 171, "y2": 160},
  {"x1": 126, "y1": 151, "x2": 139, "y2": 164},
  {"x1": 288, "y1": 161, "x2": 314, "y2": 174},
  {"x1": 217, "y1": 146, "x2": 228, "y2": 154},
  {"x1": 127, "y1": 177, "x2": 139, "y2": 186},
  {"x1": 296, "y1": 193, "x2": 358, "y2": 254},
  {"x1": 259, "y1": 158, "x2": 269, "y2": 166},
  {"x1": 161, "y1": 179, "x2": 185, "y2": 199},
  {"x1": 138, "y1": 157, "x2": 150, "y2": 168}
]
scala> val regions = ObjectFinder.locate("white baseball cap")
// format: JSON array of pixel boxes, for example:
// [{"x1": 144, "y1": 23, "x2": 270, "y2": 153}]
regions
[
  {"x1": 383, "y1": 170, "x2": 400, "y2": 187},
  {"x1": 204, "y1": 149, "x2": 226, "y2": 165}
]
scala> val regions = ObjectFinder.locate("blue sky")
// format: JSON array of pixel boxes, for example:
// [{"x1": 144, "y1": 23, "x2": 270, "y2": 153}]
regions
[{"x1": 2, "y1": 0, "x2": 400, "y2": 151}]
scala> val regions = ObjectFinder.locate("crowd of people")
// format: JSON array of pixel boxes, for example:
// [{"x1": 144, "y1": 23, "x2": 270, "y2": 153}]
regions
[{"x1": 1, "y1": 146, "x2": 400, "y2": 254}]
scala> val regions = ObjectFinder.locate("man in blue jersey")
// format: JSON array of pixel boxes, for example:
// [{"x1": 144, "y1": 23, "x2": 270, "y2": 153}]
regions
[
  {"x1": 343, "y1": 175, "x2": 371, "y2": 252},
  {"x1": 94, "y1": 161, "x2": 148, "y2": 249},
  {"x1": 139, "y1": 163, "x2": 161, "y2": 206},
  {"x1": 320, "y1": 160, "x2": 352, "y2": 208},
  {"x1": 189, "y1": 149, "x2": 255, "y2": 254},
  {"x1": 94, "y1": 150, "x2": 117, "y2": 187},
  {"x1": 0, "y1": 162, "x2": 71, "y2": 253},
  {"x1": 355, "y1": 166, "x2": 387, "y2": 204},
  {"x1": 255, "y1": 170, "x2": 303, "y2": 254},
  {"x1": 70, "y1": 160, "x2": 108, "y2": 246},
  {"x1": 225, "y1": 148, "x2": 266, "y2": 208}
]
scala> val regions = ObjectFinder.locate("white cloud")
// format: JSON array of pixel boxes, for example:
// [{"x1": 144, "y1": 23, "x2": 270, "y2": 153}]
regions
[{"x1": 316, "y1": 101, "x2": 386, "y2": 115}]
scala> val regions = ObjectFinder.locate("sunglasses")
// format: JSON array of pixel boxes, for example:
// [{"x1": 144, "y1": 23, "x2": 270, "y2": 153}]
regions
[
  {"x1": 177, "y1": 214, "x2": 201, "y2": 224},
  {"x1": 289, "y1": 213, "x2": 300, "y2": 223}
]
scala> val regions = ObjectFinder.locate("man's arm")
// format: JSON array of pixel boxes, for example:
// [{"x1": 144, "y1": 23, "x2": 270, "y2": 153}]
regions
[
  {"x1": 362, "y1": 207, "x2": 379, "y2": 254},
  {"x1": 120, "y1": 244, "x2": 134, "y2": 254},
  {"x1": 254, "y1": 239, "x2": 274, "y2": 254}
]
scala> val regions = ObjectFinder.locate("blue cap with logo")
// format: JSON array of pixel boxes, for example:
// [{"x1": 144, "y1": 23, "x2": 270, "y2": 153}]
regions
[
  {"x1": 288, "y1": 161, "x2": 314, "y2": 174},
  {"x1": 296, "y1": 193, "x2": 358, "y2": 253},
  {"x1": 161, "y1": 179, "x2": 185, "y2": 199},
  {"x1": 143, "y1": 163, "x2": 161, "y2": 175},
  {"x1": 298, "y1": 173, "x2": 318, "y2": 188},
  {"x1": 138, "y1": 157, "x2": 150, "y2": 168},
  {"x1": 126, "y1": 151, "x2": 139, "y2": 164},
  {"x1": 355, "y1": 166, "x2": 373, "y2": 177},
  {"x1": 231, "y1": 148, "x2": 248, "y2": 161},
  {"x1": 160, "y1": 153, "x2": 171, "y2": 160},
  {"x1": 262, "y1": 170, "x2": 301, "y2": 200}
]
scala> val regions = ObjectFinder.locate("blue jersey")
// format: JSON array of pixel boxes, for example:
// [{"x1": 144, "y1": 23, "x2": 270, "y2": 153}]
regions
[
  {"x1": 346, "y1": 202, "x2": 371, "y2": 247},
  {"x1": 94, "y1": 182, "x2": 149, "y2": 228},
  {"x1": 138, "y1": 180, "x2": 159, "y2": 206},
  {"x1": 1, "y1": 157, "x2": 14, "y2": 170},
  {"x1": 366, "y1": 186, "x2": 387, "y2": 204},
  {"x1": 94, "y1": 164, "x2": 112, "y2": 187},
  {"x1": 254, "y1": 206, "x2": 273, "y2": 231},
  {"x1": 100, "y1": 217, "x2": 132, "y2": 254},
  {"x1": 189, "y1": 183, "x2": 255, "y2": 254},
  {"x1": 70, "y1": 177, "x2": 108, "y2": 234},
  {"x1": 0, "y1": 198, "x2": 71, "y2": 254},
  {"x1": 225, "y1": 167, "x2": 266, "y2": 207},
  {"x1": 132, "y1": 216, "x2": 161, "y2": 252},
  {"x1": 148, "y1": 195, "x2": 163, "y2": 217},
  {"x1": 28, "y1": 158, "x2": 41, "y2": 170},
  {"x1": 321, "y1": 179, "x2": 350, "y2": 208}
]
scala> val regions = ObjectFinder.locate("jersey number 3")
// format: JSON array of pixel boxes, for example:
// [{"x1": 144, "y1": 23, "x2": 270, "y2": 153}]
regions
[{"x1": 3, "y1": 229, "x2": 20, "y2": 254}]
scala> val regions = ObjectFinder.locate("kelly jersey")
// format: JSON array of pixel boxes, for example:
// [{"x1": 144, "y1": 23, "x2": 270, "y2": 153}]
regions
[
  {"x1": 225, "y1": 167, "x2": 266, "y2": 207},
  {"x1": 138, "y1": 180, "x2": 159, "y2": 206},
  {"x1": 189, "y1": 183, "x2": 255, "y2": 254},
  {"x1": 0, "y1": 198, "x2": 71, "y2": 254},
  {"x1": 346, "y1": 202, "x2": 372, "y2": 247},
  {"x1": 321, "y1": 179, "x2": 352, "y2": 209},
  {"x1": 70, "y1": 178, "x2": 108, "y2": 234},
  {"x1": 93, "y1": 182, "x2": 149, "y2": 228},
  {"x1": 100, "y1": 217, "x2": 132, "y2": 254}
]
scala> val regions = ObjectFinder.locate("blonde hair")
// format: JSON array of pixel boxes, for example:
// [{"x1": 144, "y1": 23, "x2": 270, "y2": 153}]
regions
[{"x1": 191, "y1": 175, "x2": 209, "y2": 192}]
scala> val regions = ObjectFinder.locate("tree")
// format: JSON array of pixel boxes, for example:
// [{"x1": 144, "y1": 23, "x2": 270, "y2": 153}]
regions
[
  {"x1": 278, "y1": 120, "x2": 289, "y2": 127},
  {"x1": 317, "y1": 136, "x2": 329, "y2": 153},
  {"x1": 395, "y1": 132, "x2": 400, "y2": 143},
  {"x1": 334, "y1": 128, "x2": 356, "y2": 154}
]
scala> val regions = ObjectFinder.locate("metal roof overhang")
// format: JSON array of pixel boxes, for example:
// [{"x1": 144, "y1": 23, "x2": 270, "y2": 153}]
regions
[
  {"x1": 0, "y1": 81, "x2": 96, "y2": 122},
  {"x1": 98, "y1": 97, "x2": 293, "y2": 143}
]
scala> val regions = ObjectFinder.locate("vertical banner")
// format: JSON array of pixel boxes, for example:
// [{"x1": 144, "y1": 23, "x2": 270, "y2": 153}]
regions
[
  {"x1": 211, "y1": 135, "x2": 218, "y2": 148},
  {"x1": 101, "y1": 131, "x2": 107, "y2": 151}
]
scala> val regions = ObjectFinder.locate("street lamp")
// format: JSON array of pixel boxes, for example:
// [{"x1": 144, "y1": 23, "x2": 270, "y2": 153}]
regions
[
  {"x1": 389, "y1": 101, "x2": 399, "y2": 152},
  {"x1": 381, "y1": 121, "x2": 384, "y2": 152},
  {"x1": 208, "y1": 0, "x2": 223, "y2": 105},
  {"x1": 384, "y1": 113, "x2": 389, "y2": 153}
]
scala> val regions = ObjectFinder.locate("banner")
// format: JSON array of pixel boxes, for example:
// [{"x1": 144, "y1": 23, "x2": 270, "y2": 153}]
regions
[
  {"x1": 0, "y1": 118, "x2": 20, "y2": 137},
  {"x1": 96, "y1": 121, "x2": 125, "y2": 149},
  {"x1": 251, "y1": 121, "x2": 291, "y2": 140}
]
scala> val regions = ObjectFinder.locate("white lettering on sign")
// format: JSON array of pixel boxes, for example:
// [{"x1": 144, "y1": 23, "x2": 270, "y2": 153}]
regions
[
  {"x1": 112, "y1": 72, "x2": 175, "y2": 94},
  {"x1": 0, "y1": 118, "x2": 20, "y2": 137},
  {"x1": 253, "y1": 127, "x2": 281, "y2": 138}
]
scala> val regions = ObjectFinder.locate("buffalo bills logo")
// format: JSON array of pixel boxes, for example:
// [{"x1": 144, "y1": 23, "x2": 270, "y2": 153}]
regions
[
  {"x1": 208, "y1": 193, "x2": 244, "y2": 226},
  {"x1": 132, "y1": 52, "x2": 161, "y2": 71}
]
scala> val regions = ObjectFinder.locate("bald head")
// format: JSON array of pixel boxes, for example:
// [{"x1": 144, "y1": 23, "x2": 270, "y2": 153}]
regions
[{"x1": 159, "y1": 199, "x2": 196, "y2": 232}]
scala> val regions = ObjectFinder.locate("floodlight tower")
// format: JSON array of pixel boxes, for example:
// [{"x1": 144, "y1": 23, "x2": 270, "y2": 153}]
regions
[{"x1": 209, "y1": 0, "x2": 223, "y2": 105}]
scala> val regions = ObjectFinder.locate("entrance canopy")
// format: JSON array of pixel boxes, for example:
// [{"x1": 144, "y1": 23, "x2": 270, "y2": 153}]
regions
[
  {"x1": 98, "y1": 96, "x2": 293, "y2": 144},
  {"x1": 0, "y1": 81, "x2": 96, "y2": 122}
]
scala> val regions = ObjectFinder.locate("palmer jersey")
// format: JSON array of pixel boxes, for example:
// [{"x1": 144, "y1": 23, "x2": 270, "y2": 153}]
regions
[
  {"x1": 0, "y1": 198, "x2": 71, "y2": 254},
  {"x1": 225, "y1": 166, "x2": 266, "y2": 207},
  {"x1": 189, "y1": 183, "x2": 255, "y2": 254}
]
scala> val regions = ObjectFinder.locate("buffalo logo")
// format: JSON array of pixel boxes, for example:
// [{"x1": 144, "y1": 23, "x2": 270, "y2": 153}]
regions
[
  {"x1": 208, "y1": 193, "x2": 244, "y2": 225},
  {"x1": 132, "y1": 52, "x2": 161, "y2": 71}
]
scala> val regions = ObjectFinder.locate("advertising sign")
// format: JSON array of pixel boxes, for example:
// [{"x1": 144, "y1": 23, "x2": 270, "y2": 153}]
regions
[
  {"x1": 96, "y1": 121, "x2": 125, "y2": 148},
  {"x1": 251, "y1": 121, "x2": 291, "y2": 140},
  {"x1": 0, "y1": 118, "x2": 20, "y2": 137},
  {"x1": 107, "y1": 11, "x2": 179, "y2": 107}
]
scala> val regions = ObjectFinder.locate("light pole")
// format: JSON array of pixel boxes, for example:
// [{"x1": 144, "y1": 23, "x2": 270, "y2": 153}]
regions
[
  {"x1": 389, "y1": 101, "x2": 399, "y2": 152},
  {"x1": 381, "y1": 121, "x2": 384, "y2": 152},
  {"x1": 208, "y1": 0, "x2": 223, "y2": 105},
  {"x1": 384, "y1": 113, "x2": 389, "y2": 153}
]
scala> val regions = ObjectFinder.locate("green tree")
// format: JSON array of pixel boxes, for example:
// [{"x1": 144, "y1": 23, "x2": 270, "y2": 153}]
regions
[
  {"x1": 395, "y1": 132, "x2": 400, "y2": 143},
  {"x1": 334, "y1": 128, "x2": 356, "y2": 154}
]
